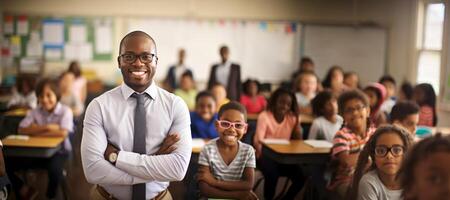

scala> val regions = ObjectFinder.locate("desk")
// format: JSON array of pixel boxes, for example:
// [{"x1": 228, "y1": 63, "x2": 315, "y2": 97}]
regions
[
  {"x1": 3, "y1": 108, "x2": 28, "y2": 117},
  {"x1": 432, "y1": 127, "x2": 450, "y2": 135},
  {"x1": 3, "y1": 136, "x2": 65, "y2": 158},
  {"x1": 262, "y1": 140, "x2": 330, "y2": 165}
]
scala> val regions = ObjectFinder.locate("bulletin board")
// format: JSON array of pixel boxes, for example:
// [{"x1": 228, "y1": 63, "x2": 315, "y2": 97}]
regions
[{"x1": 1, "y1": 14, "x2": 114, "y2": 62}]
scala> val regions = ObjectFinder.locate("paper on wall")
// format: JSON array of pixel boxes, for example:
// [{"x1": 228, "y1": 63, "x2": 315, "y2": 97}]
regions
[
  {"x1": 45, "y1": 48, "x2": 62, "y2": 60},
  {"x1": 69, "y1": 24, "x2": 87, "y2": 43},
  {"x1": 43, "y1": 20, "x2": 64, "y2": 47},
  {"x1": 17, "y1": 17, "x2": 29, "y2": 35},
  {"x1": 10, "y1": 36, "x2": 21, "y2": 56},
  {"x1": 94, "y1": 20, "x2": 113, "y2": 54},
  {"x1": 64, "y1": 42, "x2": 92, "y2": 61}
]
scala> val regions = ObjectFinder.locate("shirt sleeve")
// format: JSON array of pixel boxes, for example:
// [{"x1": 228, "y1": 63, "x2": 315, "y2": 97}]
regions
[
  {"x1": 115, "y1": 97, "x2": 192, "y2": 182},
  {"x1": 81, "y1": 99, "x2": 145, "y2": 185},
  {"x1": 245, "y1": 146, "x2": 256, "y2": 168},
  {"x1": 308, "y1": 120, "x2": 320, "y2": 140},
  {"x1": 332, "y1": 131, "x2": 350, "y2": 157},
  {"x1": 357, "y1": 173, "x2": 380, "y2": 200},
  {"x1": 198, "y1": 144, "x2": 210, "y2": 166},
  {"x1": 18, "y1": 109, "x2": 35, "y2": 128},
  {"x1": 254, "y1": 112, "x2": 268, "y2": 154},
  {"x1": 60, "y1": 106, "x2": 74, "y2": 133}
]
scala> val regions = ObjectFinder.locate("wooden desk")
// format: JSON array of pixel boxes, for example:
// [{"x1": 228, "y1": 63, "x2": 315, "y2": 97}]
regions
[
  {"x1": 192, "y1": 139, "x2": 208, "y2": 154},
  {"x1": 2, "y1": 136, "x2": 65, "y2": 158},
  {"x1": 432, "y1": 127, "x2": 450, "y2": 135},
  {"x1": 3, "y1": 108, "x2": 28, "y2": 117},
  {"x1": 262, "y1": 140, "x2": 330, "y2": 165}
]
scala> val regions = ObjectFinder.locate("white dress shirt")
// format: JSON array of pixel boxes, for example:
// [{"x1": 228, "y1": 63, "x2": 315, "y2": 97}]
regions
[
  {"x1": 215, "y1": 61, "x2": 231, "y2": 88},
  {"x1": 81, "y1": 82, "x2": 192, "y2": 200}
]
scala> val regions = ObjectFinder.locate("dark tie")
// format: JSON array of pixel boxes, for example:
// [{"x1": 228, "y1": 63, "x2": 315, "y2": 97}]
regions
[{"x1": 131, "y1": 93, "x2": 147, "y2": 200}]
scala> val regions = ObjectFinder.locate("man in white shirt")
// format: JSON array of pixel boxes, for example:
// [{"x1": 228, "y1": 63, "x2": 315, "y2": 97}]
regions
[{"x1": 81, "y1": 31, "x2": 192, "y2": 200}]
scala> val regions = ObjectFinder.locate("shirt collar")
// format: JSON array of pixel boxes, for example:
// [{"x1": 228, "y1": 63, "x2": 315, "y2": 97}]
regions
[
  {"x1": 120, "y1": 81, "x2": 157, "y2": 100},
  {"x1": 39, "y1": 102, "x2": 63, "y2": 116}
]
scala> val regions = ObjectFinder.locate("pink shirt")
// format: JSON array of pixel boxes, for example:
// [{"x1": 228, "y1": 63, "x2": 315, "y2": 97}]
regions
[
  {"x1": 253, "y1": 111, "x2": 298, "y2": 155},
  {"x1": 418, "y1": 105, "x2": 434, "y2": 127},
  {"x1": 239, "y1": 95, "x2": 267, "y2": 114}
]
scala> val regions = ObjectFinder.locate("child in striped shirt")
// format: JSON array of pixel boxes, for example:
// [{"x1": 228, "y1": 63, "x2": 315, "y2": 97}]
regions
[
  {"x1": 197, "y1": 101, "x2": 257, "y2": 200},
  {"x1": 329, "y1": 90, "x2": 376, "y2": 199}
]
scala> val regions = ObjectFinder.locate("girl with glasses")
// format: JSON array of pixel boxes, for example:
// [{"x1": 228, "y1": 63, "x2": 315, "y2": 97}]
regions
[{"x1": 349, "y1": 125, "x2": 413, "y2": 200}]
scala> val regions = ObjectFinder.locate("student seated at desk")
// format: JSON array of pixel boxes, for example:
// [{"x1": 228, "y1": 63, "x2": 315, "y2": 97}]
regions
[
  {"x1": 253, "y1": 88, "x2": 305, "y2": 200},
  {"x1": 413, "y1": 83, "x2": 437, "y2": 127},
  {"x1": 174, "y1": 71, "x2": 198, "y2": 111},
  {"x1": 293, "y1": 71, "x2": 318, "y2": 116},
  {"x1": 191, "y1": 91, "x2": 219, "y2": 139},
  {"x1": 329, "y1": 90, "x2": 376, "y2": 199},
  {"x1": 211, "y1": 83, "x2": 230, "y2": 112},
  {"x1": 6, "y1": 78, "x2": 73, "y2": 200},
  {"x1": 7, "y1": 74, "x2": 37, "y2": 110},
  {"x1": 240, "y1": 79, "x2": 267, "y2": 115},
  {"x1": 59, "y1": 72, "x2": 84, "y2": 118},
  {"x1": 309, "y1": 90, "x2": 343, "y2": 142},
  {"x1": 197, "y1": 102, "x2": 257, "y2": 200},
  {"x1": 390, "y1": 101, "x2": 420, "y2": 136}
]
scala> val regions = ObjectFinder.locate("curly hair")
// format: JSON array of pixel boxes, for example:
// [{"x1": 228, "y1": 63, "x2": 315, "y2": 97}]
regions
[
  {"x1": 267, "y1": 87, "x2": 299, "y2": 117},
  {"x1": 348, "y1": 125, "x2": 413, "y2": 200},
  {"x1": 311, "y1": 90, "x2": 335, "y2": 117}
]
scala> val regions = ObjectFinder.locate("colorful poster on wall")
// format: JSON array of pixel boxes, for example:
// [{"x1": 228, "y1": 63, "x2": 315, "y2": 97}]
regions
[
  {"x1": 69, "y1": 24, "x2": 87, "y2": 43},
  {"x1": 43, "y1": 19, "x2": 64, "y2": 48},
  {"x1": 3, "y1": 15, "x2": 14, "y2": 34},
  {"x1": 17, "y1": 15, "x2": 29, "y2": 35},
  {"x1": 94, "y1": 19, "x2": 112, "y2": 54}
]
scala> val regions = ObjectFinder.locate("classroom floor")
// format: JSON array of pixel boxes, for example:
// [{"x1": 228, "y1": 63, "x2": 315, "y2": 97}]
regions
[{"x1": 8, "y1": 123, "x2": 303, "y2": 200}]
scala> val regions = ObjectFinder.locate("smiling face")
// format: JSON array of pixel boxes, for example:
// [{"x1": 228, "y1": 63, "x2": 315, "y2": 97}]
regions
[
  {"x1": 343, "y1": 98, "x2": 369, "y2": 131},
  {"x1": 39, "y1": 84, "x2": 58, "y2": 112},
  {"x1": 411, "y1": 152, "x2": 450, "y2": 200},
  {"x1": 118, "y1": 35, "x2": 157, "y2": 93},
  {"x1": 275, "y1": 93, "x2": 293, "y2": 117},
  {"x1": 215, "y1": 109, "x2": 247, "y2": 146},
  {"x1": 299, "y1": 74, "x2": 318, "y2": 95},
  {"x1": 374, "y1": 132, "x2": 405, "y2": 177},
  {"x1": 196, "y1": 96, "x2": 216, "y2": 122}
]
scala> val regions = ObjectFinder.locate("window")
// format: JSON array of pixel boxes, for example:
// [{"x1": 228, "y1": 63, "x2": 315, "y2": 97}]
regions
[{"x1": 417, "y1": 2, "x2": 445, "y2": 94}]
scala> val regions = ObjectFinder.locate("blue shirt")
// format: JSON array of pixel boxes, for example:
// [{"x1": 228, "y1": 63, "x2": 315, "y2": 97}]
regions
[{"x1": 190, "y1": 112, "x2": 218, "y2": 139}]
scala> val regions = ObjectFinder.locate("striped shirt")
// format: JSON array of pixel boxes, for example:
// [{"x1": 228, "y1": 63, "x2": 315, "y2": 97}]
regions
[
  {"x1": 418, "y1": 105, "x2": 434, "y2": 127},
  {"x1": 329, "y1": 126, "x2": 376, "y2": 189},
  {"x1": 198, "y1": 138, "x2": 256, "y2": 181}
]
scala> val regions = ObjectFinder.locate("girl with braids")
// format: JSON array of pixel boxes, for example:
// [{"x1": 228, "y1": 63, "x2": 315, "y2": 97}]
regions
[
  {"x1": 349, "y1": 125, "x2": 413, "y2": 200},
  {"x1": 399, "y1": 134, "x2": 450, "y2": 200}
]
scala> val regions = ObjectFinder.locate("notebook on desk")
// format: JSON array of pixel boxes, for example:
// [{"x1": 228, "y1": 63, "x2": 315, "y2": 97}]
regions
[
  {"x1": 304, "y1": 140, "x2": 333, "y2": 148},
  {"x1": 263, "y1": 138, "x2": 290, "y2": 145}
]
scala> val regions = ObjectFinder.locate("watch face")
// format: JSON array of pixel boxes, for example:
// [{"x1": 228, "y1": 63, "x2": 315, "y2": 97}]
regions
[{"x1": 109, "y1": 152, "x2": 118, "y2": 162}]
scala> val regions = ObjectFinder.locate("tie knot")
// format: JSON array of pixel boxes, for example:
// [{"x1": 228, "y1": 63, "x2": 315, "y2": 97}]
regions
[{"x1": 131, "y1": 93, "x2": 146, "y2": 104}]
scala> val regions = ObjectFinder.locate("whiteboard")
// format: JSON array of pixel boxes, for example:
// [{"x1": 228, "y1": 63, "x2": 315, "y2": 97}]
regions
[
  {"x1": 127, "y1": 18, "x2": 301, "y2": 84},
  {"x1": 302, "y1": 24, "x2": 387, "y2": 85}
]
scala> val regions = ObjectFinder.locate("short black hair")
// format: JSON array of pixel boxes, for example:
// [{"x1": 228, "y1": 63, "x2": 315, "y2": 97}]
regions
[
  {"x1": 337, "y1": 90, "x2": 369, "y2": 116},
  {"x1": 242, "y1": 79, "x2": 260, "y2": 95},
  {"x1": 36, "y1": 78, "x2": 61, "y2": 101},
  {"x1": 311, "y1": 90, "x2": 335, "y2": 117},
  {"x1": 379, "y1": 75, "x2": 396, "y2": 86},
  {"x1": 118, "y1": 31, "x2": 157, "y2": 55},
  {"x1": 219, "y1": 45, "x2": 229, "y2": 54},
  {"x1": 390, "y1": 101, "x2": 420, "y2": 123},
  {"x1": 322, "y1": 65, "x2": 344, "y2": 89},
  {"x1": 400, "y1": 81, "x2": 414, "y2": 100},
  {"x1": 195, "y1": 91, "x2": 216, "y2": 103},
  {"x1": 299, "y1": 57, "x2": 314, "y2": 66},
  {"x1": 218, "y1": 101, "x2": 247, "y2": 121},
  {"x1": 181, "y1": 70, "x2": 194, "y2": 80}
]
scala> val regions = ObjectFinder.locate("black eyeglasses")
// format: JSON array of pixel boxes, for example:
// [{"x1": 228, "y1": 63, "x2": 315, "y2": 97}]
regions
[
  {"x1": 374, "y1": 145, "x2": 405, "y2": 157},
  {"x1": 119, "y1": 53, "x2": 157, "y2": 64}
]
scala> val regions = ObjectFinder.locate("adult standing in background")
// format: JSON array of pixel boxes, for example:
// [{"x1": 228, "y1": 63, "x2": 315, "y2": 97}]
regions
[
  {"x1": 164, "y1": 48, "x2": 193, "y2": 92},
  {"x1": 81, "y1": 31, "x2": 192, "y2": 200},
  {"x1": 67, "y1": 61, "x2": 87, "y2": 109},
  {"x1": 207, "y1": 45, "x2": 241, "y2": 101}
]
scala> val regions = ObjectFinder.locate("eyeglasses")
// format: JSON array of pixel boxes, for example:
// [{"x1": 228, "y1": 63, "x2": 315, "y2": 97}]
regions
[
  {"x1": 119, "y1": 53, "x2": 157, "y2": 64},
  {"x1": 217, "y1": 120, "x2": 247, "y2": 130},
  {"x1": 344, "y1": 105, "x2": 366, "y2": 114},
  {"x1": 374, "y1": 145, "x2": 405, "y2": 157}
]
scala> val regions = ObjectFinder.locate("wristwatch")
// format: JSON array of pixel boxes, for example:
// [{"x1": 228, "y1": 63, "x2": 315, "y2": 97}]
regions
[{"x1": 108, "y1": 151, "x2": 118, "y2": 164}]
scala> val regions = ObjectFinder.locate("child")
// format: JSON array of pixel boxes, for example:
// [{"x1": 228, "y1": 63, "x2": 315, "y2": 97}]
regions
[
  {"x1": 364, "y1": 83, "x2": 388, "y2": 126},
  {"x1": 253, "y1": 88, "x2": 304, "y2": 200},
  {"x1": 294, "y1": 71, "x2": 318, "y2": 115},
  {"x1": 190, "y1": 91, "x2": 219, "y2": 139},
  {"x1": 7, "y1": 74, "x2": 37, "y2": 109},
  {"x1": 413, "y1": 83, "x2": 437, "y2": 127},
  {"x1": 322, "y1": 66, "x2": 346, "y2": 96},
  {"x1": 309, "y1": 90, "x2": 343, "y2": 142},
  {"x1": 197, "y1": 101, "x2": 257, "y2": 200},
  {"x1": 379, "y1": 75, "x2": 397, "y2": 114},
  {"x1": 344, "y1": 72, "x2": 360, "y2": 90},
  {"x1": 59, "y1": 72, "x2": 84, "y2": 117},
  {"x1": 329, "y1": 90, "x2": 376, "y2": 199},
  {"x1": 390, "y1": 101, "x2": 420, "y2": 136},
  {"x1": 397, "y1": 81, "x2": 414, "y2": 102},
  {"x1": 399, "y1": 134, "x2": 450, "y2": 200},
  {"x1": 239, "y1": 79, "x2": 267, "y2": 115},
  {"x1": 174, "y1": 71, "x2": 198, "y2": 111},
  {"x1": 67, "y1": 61, "x2": 87, "y2": 107},
  {"x1": 6, "y1": 78, "x2": 73, "y2": 199},
  {"x1": 349, "y1": 125, "x2": 413, "y2": 200},
  {"x1": 211, "y1": 83, "x2": 230, "y2": 112}
]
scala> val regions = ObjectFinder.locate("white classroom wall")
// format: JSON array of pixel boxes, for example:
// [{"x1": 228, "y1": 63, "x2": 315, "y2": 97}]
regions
[{"x1": 0, "y1": 0, "x2": 418, "y2": 86}]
